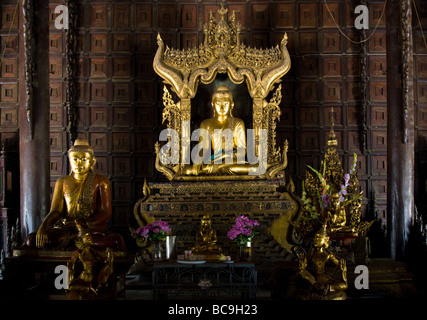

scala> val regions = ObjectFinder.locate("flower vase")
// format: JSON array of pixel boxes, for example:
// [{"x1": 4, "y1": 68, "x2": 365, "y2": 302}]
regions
[
  {"x1": 152, "y1": 240, "x2": 164, "y2": 261},
  {"x1": 239, "y1": 242, "x2": 252, "y2": 261}
]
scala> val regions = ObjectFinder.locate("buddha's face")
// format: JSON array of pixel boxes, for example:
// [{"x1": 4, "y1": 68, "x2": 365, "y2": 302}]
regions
[
  {"x1": 331, "y1": 195, "x2": 340, "y2": 207},
  {"x1": 212, "y1": 94, "x2": 233, "y2": 117},
  {"x1": 201, "y1": 218, "x2": 211, "y2": 229},
  {"x1": 69, "y1": 151, "x2": 95, "y2": 176}
]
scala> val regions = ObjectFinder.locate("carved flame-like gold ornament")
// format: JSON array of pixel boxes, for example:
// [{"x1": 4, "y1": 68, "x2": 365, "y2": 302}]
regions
[{"x1": 153, "y1": 3, "x2": 291, "y2": 181}]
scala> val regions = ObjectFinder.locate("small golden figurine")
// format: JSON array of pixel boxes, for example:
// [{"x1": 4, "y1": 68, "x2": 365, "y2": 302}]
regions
[
  {"x1": 192, "y1": 215, "x2": 222, "y2": 259},
  {"x1": 25, "y1": 138, "x2": 125, "y2": 251},
  {"x1": 326, "y1": 192, "x2": 356, "y2": 236},
  {"x1": 67, "y1": 231, "x2": 114, "y2": 300},
  {"x1": 294, "y1": 224, "x2": 348, "y2": 300}
]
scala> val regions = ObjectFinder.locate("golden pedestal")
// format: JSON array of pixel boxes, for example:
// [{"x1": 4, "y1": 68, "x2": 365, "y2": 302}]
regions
[{"x1": 133, "y1": 178, "x2": 301, "y2": 265}]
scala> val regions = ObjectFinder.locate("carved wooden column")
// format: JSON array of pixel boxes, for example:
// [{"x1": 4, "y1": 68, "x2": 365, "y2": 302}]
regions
[
  {"x1": 386, "y1": 0, "x2": 415, "y2": 260},
  {"x1": 18, "y1": 0, "x2": 50, "y2": 239}
]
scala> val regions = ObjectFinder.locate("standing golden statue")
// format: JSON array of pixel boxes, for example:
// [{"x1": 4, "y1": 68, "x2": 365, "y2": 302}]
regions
[
  {"x1": 293, "y1": 224, "x2": 348, "y2": 300},
  {"x1": 192, "y1": 215, "x2": 222, "y2": 259},
  {"x1": 25, "y1": 139, "x2": 125, "y2": 251}
]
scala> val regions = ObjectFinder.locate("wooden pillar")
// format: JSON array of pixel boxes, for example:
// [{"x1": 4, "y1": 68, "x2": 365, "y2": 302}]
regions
[
  {"x1": 18, "y1": 0, "x2": 50, "y2": 239},
  {"x1": 386, "y1": 0, "x2": 415, "y2": 260}
]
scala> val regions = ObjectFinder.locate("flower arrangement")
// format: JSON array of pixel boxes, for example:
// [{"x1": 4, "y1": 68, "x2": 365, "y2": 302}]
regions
[
  {"x1": 227, "y1": 215, "x2": 259, "y2": 245},
  {"x1": 134, "y1": 220, "x2": 171, "y2": 241},
  {"x1": 301, "y1": 153, "x2": 360, "y2": 221}
]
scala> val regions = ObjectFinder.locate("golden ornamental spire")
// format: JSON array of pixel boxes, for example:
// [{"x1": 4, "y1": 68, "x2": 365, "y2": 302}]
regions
[
  {"x1": 327, "y1": 107, "x2": 338, "y2": 147},
  {"x1": 218, "y1": 1, "x2": 228, "y2": 18}
]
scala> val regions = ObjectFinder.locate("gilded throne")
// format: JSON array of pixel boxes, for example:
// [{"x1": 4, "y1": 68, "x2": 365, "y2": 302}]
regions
[
  {"x1": 133, "y1": 4, "x2": 300, "y2": 263},
  {"x1": 152, "y1": 5, "x2": 291, "y2": 181}
]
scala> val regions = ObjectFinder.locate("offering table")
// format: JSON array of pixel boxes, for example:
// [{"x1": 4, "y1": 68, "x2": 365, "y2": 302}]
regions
[{"x1": 152, "y1": 260, "x2": 257, "y2": 300}]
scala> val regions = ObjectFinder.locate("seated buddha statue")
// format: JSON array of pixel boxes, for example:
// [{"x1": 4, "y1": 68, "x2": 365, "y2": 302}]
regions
[
  {"x1": 183, "y1": 85, "x2": 259, "y2": 175},
  {"x1": 326, "y1": 193, "x2": 356, "y2": 235},
  {"x1": 294, "y1": 224, "x2": 348, "y2": 300},
  {"x1": 25, "y1": 139, "x2": 125, "y2": 251},
  {"x1": 192, "y1": 215, "x2": 222, "y2": 259}
]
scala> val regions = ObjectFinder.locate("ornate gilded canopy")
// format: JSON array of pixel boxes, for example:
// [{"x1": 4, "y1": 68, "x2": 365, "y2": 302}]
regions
[{"x1": 153, "y1": 3, "x2": 291, "y2": 181}]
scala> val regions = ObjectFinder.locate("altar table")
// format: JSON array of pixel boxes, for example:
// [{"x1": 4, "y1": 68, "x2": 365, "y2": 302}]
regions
[{"x1": 152, "y1": 260, "x2": 257, "y2": 300}]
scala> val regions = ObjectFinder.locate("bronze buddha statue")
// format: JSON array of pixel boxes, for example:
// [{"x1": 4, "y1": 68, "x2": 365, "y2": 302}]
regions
[{"x1": 25, "y1": 139, "x2": 125, "y2": 251}]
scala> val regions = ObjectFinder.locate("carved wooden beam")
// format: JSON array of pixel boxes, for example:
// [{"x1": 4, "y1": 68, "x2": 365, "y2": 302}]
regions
[
  {"x1": 400, "y1": 0, "x2": 413, "y2": 144},
  {"x1": 386, "y1": 0, "x2": 415, "y2": 260},
  {"x1": 359, "y1": 0, "x2": 368, "y2": 153},
  {"x1": 22, "y1": 0, "x2": 34, "y2": 140},
  {"x1": 64, "y1": 0, "x2": 78, "y2": 146}
]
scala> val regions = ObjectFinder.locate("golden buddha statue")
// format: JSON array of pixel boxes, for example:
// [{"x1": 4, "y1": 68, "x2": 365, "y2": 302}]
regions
[
  {"x1": 294, "y1": 224, "x2": 348, "y2": 300},
  {"x1": 184, "y1": 86, "x2": 258, "y2": 176},
  {"x1": 326, "y1": 193, "x2": 356, "y2": 235},
  {"x1": 192, "y1": 215, "x2": 222, "y2": 259},
  {"x1": 25, "y1": 139, "x2": 125, "y2": 251}
]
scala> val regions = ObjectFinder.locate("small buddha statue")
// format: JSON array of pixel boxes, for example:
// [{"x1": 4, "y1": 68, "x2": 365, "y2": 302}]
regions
[
  {"x1": 326, "y1": 193, "x2": 356, "y2": 235},
  {"x1": 25, "y1": 139, "x2": 125, "y2": 251},
  {"x1": 294, "y1": 224, "x2": 348, "y2": 300},
  {"x1": 192, "y1": 215, "x2": 222, "y2": 259},
  {"x1": 184, "y1": 86, "x2": 255, "y2": 175}
]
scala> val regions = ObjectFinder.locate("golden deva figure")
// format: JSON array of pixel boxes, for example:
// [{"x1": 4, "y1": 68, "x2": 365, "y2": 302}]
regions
[
  {"x1": 294, "y1": 224, "x2": 348, "y2": 300},
  {"x1": 66, "y1": 242, "x2": 114, "y2": 300},
  {"x1": 184, "y1": 85, "x2": 253, "y2": 175},
  {"x1": 192, "y1": 215, "x2": 222, "y2": 259},
  {"x1": 25, "y1": 139, "x2": 125, "y2": 251}
]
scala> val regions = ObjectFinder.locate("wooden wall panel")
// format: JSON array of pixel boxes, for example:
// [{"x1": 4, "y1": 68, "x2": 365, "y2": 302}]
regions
[
  {"x1": 0, "y1": 3, "x2": 20, "y2": 154},
  {"x1": 23, "y1": 0, "x2": 399, "y2": 240}
]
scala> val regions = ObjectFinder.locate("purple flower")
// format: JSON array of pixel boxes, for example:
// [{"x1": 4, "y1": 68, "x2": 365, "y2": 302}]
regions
[
  {"x1": 134, "y1": 220, "x2": 171, "y2": 241},
  {"x1": 227, "y1": 215, "x2": 259, "y2": 243},
  {"x1": 135, "y1": 225, "x2": 149, "y2": 237},
  {"x1": 333, "y1": 173, "x2": 352, "y2": 204},
  {"x1": 320, "y1": 194, "x2": 331, "y2": 209},
  {"x1": 241, "y1": 227, "x2": 252, "y2": 236},
  {"x1": 344, "y1": 173, "x2": 350, "y2": 183}
]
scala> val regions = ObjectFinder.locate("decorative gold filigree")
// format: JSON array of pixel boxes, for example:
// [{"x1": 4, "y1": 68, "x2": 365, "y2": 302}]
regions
[{"x1": 263, "y1": 85, "x2": 282, "y2": 164}]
